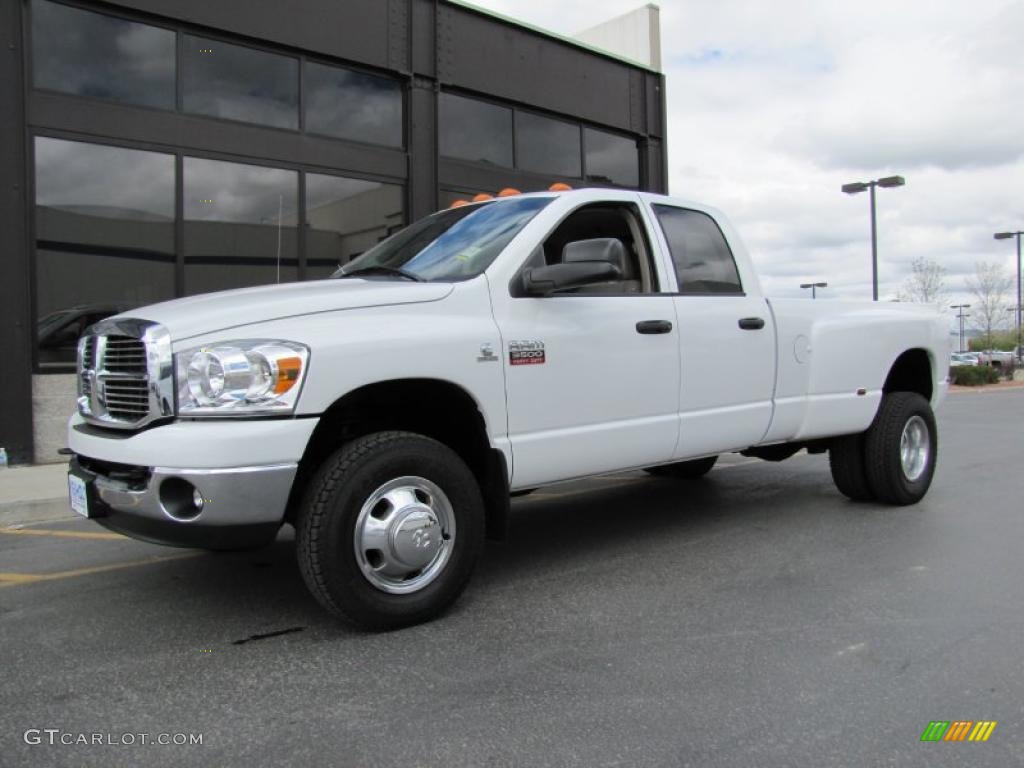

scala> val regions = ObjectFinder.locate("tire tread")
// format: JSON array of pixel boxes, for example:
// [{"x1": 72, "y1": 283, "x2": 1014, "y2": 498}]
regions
[
  {"x1": 296, "y1": 431, "x2": 481, "y2": 629},
  {"x1": 863, "y1": 392, "x2": 936, "y2": 506}
]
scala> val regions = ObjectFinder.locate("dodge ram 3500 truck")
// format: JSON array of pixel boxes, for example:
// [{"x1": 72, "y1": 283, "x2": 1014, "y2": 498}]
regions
[{"x1": 67, "y1": 188, "x2": 950, "y2": 629}]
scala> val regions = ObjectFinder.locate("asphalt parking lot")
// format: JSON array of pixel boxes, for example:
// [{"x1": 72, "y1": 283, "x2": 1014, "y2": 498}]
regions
[{"x1": 2, "y1": 389, "x2": 1022, "y2": 767}]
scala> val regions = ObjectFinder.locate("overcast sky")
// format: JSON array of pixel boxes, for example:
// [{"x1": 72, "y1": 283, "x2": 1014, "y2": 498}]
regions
[{"x1": 472, "y1": 0, "x2": 1024, "y2": 319}]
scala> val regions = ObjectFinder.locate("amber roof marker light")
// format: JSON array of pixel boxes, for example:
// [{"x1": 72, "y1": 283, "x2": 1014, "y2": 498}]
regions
[
  {"x1": 549, "y1": 183, "x2": 573, "y2": 192},
  {"x1": 497, "y1": 187, "x2": 521, "y2": 197}
]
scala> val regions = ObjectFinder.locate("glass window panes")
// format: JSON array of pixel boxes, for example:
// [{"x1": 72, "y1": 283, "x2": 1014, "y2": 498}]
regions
[
  {"x1": 305, "y1": 63, "x2": 403, "y2": 147},
  {"x1": 439, "y1": 93, "x2": 513, "y2": 167},
  {"x1": 182, "y1": 35, "x2": 298, "y2": 130},
  {"x1": 31, "y1": 0, "x2": 175, "y2": 110},
  {"x1": 653, "y1": 206, "x2": 743, "y2": 295},
  {"x1": 305, "y1": 174, "x2": 405, "y2": 278},
  {"x1": 585, "y1": 128, "x2": 639, "y2": 187},
  {"x1": 516, "y1": 112, "x2": 581, "y2": 177},
  {"x1": 184, "y1": 158, "x2": 298, "y2": 294},
  {"x1": 34, "y1": 137, "x2": 175, "y2": 365}
]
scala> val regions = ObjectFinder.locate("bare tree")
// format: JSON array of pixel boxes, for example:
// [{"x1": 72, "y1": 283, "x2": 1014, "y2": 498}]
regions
[
  {"x1": 966, "y1": 261, "x2": 1012, "y2": 348},
  {"x1": 897, "y1": 257, "x2": 948, "y2": 306}
]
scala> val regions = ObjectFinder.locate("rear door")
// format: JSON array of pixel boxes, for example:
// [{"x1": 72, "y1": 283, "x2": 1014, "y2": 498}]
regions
[{"x1": 645, "y1": 203, "x2": 776, "y2": 458}]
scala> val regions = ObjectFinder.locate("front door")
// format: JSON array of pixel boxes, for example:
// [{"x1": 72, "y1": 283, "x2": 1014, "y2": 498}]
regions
[{"x1": 491, "y1": 201, "x2": 681, "y2": 488}]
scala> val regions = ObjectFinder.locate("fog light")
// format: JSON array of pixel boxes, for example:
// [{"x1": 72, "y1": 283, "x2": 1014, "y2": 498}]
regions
[{"x1": 159, "y1": 477, "x2": 203, "y2": 521}]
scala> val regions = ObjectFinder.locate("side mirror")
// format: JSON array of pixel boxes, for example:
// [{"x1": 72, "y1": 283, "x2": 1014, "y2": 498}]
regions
[
  {"x1": 561, "y1": 237, "x2": 626, "y2": 266},
  {"x1": 516, "y1": 237, "x2": 627, "y2": 297},
  {"x1": 520, "y1": 261, "x2": 622, "y2": 296}
]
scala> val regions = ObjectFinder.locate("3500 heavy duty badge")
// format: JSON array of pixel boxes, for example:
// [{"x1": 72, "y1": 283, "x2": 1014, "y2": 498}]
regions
[{"x1": 509, "y1": 340, "x2": 546, "y2": 366}]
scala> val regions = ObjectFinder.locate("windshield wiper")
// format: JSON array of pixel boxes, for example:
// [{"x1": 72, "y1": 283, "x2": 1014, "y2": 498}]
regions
[{"x1": 338, "y1": 265, "x2": 425, "y2": 282}]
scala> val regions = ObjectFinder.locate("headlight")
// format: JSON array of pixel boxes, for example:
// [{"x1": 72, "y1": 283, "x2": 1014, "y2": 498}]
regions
[{"x1": 175, "y1": 340, "x2": 309, "y2": 416}]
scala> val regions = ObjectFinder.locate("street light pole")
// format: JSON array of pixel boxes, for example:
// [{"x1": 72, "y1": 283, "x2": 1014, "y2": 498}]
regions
[
  {"x1": 842, "y1": 175, "x2": 906, "y2": 302},
  {"x1": 951, "y1": 304, "x2": 971, "y2": 354},
  {"x1": 800, "y1": 281, "x2": 827, "y2": 299},
  {"x1": 993, "y1": 230, "x2": 1022, "y2": 364}
]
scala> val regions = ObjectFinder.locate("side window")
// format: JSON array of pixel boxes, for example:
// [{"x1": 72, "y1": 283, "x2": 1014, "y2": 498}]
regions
[
  {"x1": 536, "y1": 203, "x2": 657, "y2": 294},
  {"x1": 653, "y1": 205, "x2": 743, "y2": 295}
]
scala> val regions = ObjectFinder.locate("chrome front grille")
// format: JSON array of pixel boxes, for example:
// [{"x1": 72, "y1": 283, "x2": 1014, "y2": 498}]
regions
[
  {"x1": 102, "y1": 377, "x2": 150, "y2": 421},
  {"x1": 77, "y1": 319, "x2": 174, "y2": 430},
  {"x1": 102, "y1": 337, "x2": 147, "y2": 373}
]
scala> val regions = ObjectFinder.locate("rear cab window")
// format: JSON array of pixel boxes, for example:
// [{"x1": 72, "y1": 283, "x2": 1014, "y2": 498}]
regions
[{"x1": 652, "y1": 205, "x2": 744, "y2": 295}]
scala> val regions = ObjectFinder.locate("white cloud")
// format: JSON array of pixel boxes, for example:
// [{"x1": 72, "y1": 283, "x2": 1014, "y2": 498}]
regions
[{"x1": 471, "y1": 0, "x2": 1024, "y2": 325}]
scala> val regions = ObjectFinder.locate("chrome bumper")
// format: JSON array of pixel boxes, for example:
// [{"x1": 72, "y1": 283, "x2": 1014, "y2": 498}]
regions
[
  {"x1": 72, "y1": 457, "x2": 297, "y2": 549},
  {"x1": 93, "y1": 463, "x2": 297, "y2": 525}
]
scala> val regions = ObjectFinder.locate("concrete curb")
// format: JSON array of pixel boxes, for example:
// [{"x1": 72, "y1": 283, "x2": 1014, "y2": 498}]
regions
[
  {"x1": 0, "y1": 461, "x2": 75, "y2": 526},
  {"x1": 0, "y1": 499, "x2": 76, "y2": 527}
]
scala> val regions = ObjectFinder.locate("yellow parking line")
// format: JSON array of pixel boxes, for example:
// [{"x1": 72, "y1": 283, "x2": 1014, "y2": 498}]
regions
[
  {"x1": 0, "y1": 527, "x2": 126, "y2": 541},
  {"x1": 0, "y1": 552, "x2": 202, "y2": 589}
]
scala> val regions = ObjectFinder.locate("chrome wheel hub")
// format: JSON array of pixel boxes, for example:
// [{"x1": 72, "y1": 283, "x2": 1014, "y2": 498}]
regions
[
  {"x1": 900, "y1": 415, "x2": 930, "y2": 482},
  {"x1": 354, "y1": 476, "x2": 455, "y2": 594}
]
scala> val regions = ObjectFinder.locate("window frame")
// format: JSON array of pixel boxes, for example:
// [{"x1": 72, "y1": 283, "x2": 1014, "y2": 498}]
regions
[
  {"x1": 27, "y1": 0, "x2": 406, "y2": 148},
  {"x1": 650, "y1": 203, "x2": 746, "y2": 297},
  {"x1": 27, "y1": 0, "x2": 179, "y2": 114},
  {"x1": 513, "y1": 108, "x2": 583, "y2": 179},
  {"x1": 302, "y1": 57, "x2": 406, "y2": 150},
  {"x1": 439, "y1": 88, "x2": 643, "y2": 191},
  {"x1": 303, "y1": 169, "x2": 406, "y2": 272},
  {"x1": 438, "y1": 90, "x2": 516, "y2": 170},
  {"x1": 583, "y1": 126, "x2": 641, "y2": 189},
  {"x1": 30, "y1": 133, "x2": 179, "y2": 371},
  {"x1": 508, "y1": 200, "x2": 665, "y2": 299}
]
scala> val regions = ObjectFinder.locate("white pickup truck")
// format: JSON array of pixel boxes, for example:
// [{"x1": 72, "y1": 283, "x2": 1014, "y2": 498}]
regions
[{"x1": 67, "y1": 188, "x2": 950, "y2": 629}]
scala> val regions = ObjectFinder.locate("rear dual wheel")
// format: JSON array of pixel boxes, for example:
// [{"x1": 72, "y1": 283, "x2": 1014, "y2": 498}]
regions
[{"x1": 829, "y1": 392, "x2": 937, "y2": 505}]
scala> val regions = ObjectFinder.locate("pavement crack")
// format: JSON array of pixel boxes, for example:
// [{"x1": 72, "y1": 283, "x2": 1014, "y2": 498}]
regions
[{"x1": 231, "y1": 626, "x2": 305, "y2": 645}]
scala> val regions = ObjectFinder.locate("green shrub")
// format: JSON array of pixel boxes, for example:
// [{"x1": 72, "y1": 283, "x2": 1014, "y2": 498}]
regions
[
  {"x1": 968, "y1": 330, "x2": 1018, "y2": 352},
  {"x1": 950, "y1": 365, "x2": 1000, "y2": 386}
]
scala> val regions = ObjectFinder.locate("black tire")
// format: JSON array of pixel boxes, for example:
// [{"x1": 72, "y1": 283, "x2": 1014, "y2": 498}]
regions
[
  {"x1": 829, "y1": 433, "x2": 875, "y2": 501},
  {"x1": 863, "y1": 392, "x2": 938, "y2": 506},
  {"x1": 296, "y1": 431, "x2": 484, "y2": 630},
  {"x1": 644, "y1": 455, "x2": 718, "y2": 478}
]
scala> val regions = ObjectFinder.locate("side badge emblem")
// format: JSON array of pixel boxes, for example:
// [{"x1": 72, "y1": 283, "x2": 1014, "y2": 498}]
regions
[
  {"x1": 477, "y1": 343, "x2": 498, "y2": 363},
  {"x1": 509, "y1": 340, "x2": 546, "y2": 366}
]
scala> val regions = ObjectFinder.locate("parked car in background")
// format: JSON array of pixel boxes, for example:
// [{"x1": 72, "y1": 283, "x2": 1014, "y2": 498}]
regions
[
  {"x1": 950, "y1": 353, "x2": 978, "y2": 367},
  {"x1": 37, "y1": 304, "x2": 127, "y2": 367},
  {"x1": 978, "y1": 349, "x2": 1014, "y2": 367}
]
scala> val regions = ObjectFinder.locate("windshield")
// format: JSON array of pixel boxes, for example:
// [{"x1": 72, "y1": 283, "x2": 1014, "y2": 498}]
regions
[{"x1": 335, "y1": 196, "x2": 552, "y2": 282}]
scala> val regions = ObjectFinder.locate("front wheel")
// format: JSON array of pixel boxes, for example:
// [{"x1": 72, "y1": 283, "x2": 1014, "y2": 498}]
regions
[
  {"x1": 296, "y1": 431, "x2": 484, "y2": 630},
  {"x1": 863, "y1": 392, "x2": 938, "y2": 505}
]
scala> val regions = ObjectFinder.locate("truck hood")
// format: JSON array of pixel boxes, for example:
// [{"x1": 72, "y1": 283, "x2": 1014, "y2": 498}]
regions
[{"x1": 116, "y1": 278, "x2": 454, "y2": 341}]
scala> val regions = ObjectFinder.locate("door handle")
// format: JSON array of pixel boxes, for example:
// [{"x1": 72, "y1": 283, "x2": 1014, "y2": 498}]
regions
[
  {"x1": 738, "y1": 317, "x2": 765, "y2": 330},
  {"x1": 636, "y1": 320, "x2": 673, "y2": 334}
]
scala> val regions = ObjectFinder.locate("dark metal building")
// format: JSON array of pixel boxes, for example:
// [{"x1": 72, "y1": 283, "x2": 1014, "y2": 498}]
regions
[{"x1": 0, "y1": 0, "x2": 668, "y2": 464}]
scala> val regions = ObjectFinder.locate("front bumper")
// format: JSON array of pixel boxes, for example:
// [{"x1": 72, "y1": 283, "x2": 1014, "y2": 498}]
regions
[
  {"x1": 67, "y1": 414, "x2": 318, "y2": 549},
  {"x1": 70, "y1": 456, "x2": 297, "y2": 549}
]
